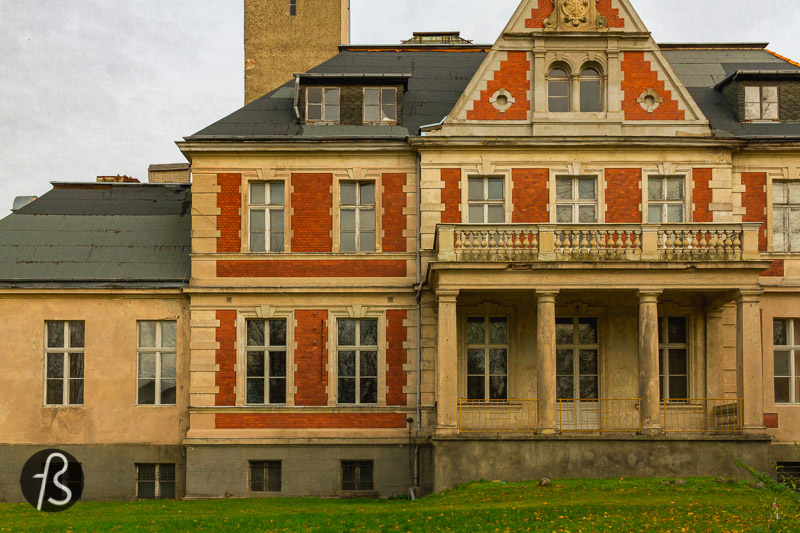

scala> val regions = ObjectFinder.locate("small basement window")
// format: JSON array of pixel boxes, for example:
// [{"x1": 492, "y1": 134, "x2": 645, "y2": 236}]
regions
[
  {"x1": 136, "y1": 464, "x2": 176, "y2": 500},
  {"x1": 777, "y1": 462, "x2": 800, "y2": 489},
  {"x1": 250, "y1": 461, "x2": 282, "y2": 492},
  {"x1": 341, "y1": 460, "x2": 374, "y2": 491}
]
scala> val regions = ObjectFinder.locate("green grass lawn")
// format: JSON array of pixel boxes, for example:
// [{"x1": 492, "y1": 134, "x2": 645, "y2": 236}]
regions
[{"x1": 0, "y1": 478, "x2": 797, "y2": 532}]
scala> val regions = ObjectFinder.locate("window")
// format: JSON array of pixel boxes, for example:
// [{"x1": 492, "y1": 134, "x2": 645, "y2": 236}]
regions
[
  {"x1": 777, "y1": 462, "x2": 800, "y2": 488},
  {"x1": 249, "y1": 182, "x2": 285, "y2": 253},
  {"x1": 773, "y1": 181, "x2": 800, "y2": 253},
  {"x1": 138, "y1": 321, "x2": 177, "y2": 406},
  {"x1": 246, "y1": 319, "x2": 287, "y2": 404},
  {"x1": 45, "y1": 321, "x2": 84, "y2": 406},
  {"x1": 306, "y1": 87, "x2": 340, "y2": 123},
  {"x1": 466, "y1": 317, "x2": 508, "y2": 400},
  {"x1": 337, "y1": 319, "x2": 378, "y2": 404},
  {"x1": 136, "y1": 464, "x2": 175, "y2": 500},
  {"x1": 659, "y1": 317, "x2": 688, "y2": 400},
  {"x1": 579, "y1": 67, "x2": 603, "y2": 112},
  {"x1": 648, "y1": 176, "x2": 685, "y2": 223},
  {"x1": 340, "y1": 181, "x2": 376, "y2": 252},
  {"x1": 556, "y1": 318, "x2": 599, "y2": 400},
  {"x1": 468, "y1": 176, "x2": 505, "y2": 223},
  {"x1": 289, "y1": 0, "x2": 297, "y2": 16},
  {"x1": 548, "y1": 67, "x2": 570, "y2": 112},
  {"x1": 364, "y1": 88, "x2": 397, "y2": 124},
  {"x1": 745, "y1": 86, "x2": 779, "y2": 121},
  {"x1": 774, "y1": 319, "x2": 800, "y2": 404},
  {"x1": 250, "y1": 461, "x2": 282, "y2": 492},
  {"x1": 341, "y1": 461, "x2": 373, "y2": 491},
  {"x1": 556, "y1": 177, "x2": 597, "y2": 223}
]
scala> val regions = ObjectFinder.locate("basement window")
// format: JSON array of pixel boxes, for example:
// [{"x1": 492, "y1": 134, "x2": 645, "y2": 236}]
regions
[
  {"x1": 341, "y1": 461, "x2": 374, "y2": 491},
  {"x1": 136, "y1": 464, "x2": 176, "y2": 500},
  {"x1": 250, "y1": 461, "x2": 282, "y2": 492}
]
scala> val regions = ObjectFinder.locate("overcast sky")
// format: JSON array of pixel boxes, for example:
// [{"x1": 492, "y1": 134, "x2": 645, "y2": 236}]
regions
[{"x1": 1, "y1": 0, "x2": 798, "y2": 212}]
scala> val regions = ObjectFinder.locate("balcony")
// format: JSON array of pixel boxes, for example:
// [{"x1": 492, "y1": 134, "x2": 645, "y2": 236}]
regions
[{"x1": 435, "y1": 223, "x2": 762, "y2": 263}]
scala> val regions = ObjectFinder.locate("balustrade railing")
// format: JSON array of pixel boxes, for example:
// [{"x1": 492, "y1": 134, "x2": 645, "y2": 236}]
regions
[
  {"x1": 554, "y1": 227, "x2": 642, "y2": 257},
  {"x1": 458, "y1": 399, "x2": 538, "y2": 434}
]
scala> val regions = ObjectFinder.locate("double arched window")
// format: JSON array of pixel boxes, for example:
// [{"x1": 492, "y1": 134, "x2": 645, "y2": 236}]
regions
[{"x1": 547, "y1": 64, "x2": 604, "y2": 113}]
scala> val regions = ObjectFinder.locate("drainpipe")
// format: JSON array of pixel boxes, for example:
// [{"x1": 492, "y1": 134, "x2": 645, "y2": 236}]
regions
[{"x1": 413, "y1": 149, "x2": 424, "y2": 492}]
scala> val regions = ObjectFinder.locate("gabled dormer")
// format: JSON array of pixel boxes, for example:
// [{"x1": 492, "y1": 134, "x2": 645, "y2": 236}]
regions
[{"x1": 716, "y1": 70, "x2": 800, "y2": 123}]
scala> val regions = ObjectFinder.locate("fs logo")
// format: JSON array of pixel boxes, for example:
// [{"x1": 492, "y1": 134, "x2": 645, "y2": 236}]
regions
[{"x1": 20, "y1": 449, "x2": 83, "y2": 512}]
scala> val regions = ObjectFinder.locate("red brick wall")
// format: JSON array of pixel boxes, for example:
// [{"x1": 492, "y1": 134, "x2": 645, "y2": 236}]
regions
[
  {"x1": 217, "y1": 260, "x2": 407, "y2": 278},
  {"x1": 441, "y1": 169, "x2": 462, "y2": 223},
  {"x1": 597, "y1": 0, "x2": 625, "y2": 28},
  {"x1": 762, "y1": 260, "x2": 785, "y2": 277},
  {"x1": 525, "y1": 3, "x2": 554, "y2": 28},
  {"x1": 621, "y1": 52, "x2": 685, "y2": 121},
  {"x1": 215, "y1": 310, "x2": 237, "y2": 406},
  {"x1": 215, "y1": 412, "x2": 408, "y2": 429},
  {"x1": 294, "y1": 310, "x2": 328, "y2": 406},
  {"x1": 605, "y1": 169, "x2": 642, "y2": 223},
  {"x1": 217, "y1": 174, "x2": 242, "y2": 253},
  {"x1": 467, "y1": 51, "x2": 530, "y2": 121},
  {"x1": 741, "y1": 172, "x2": 768, "y2": 251},
  {"x1": 386, "y1": 310, "x2": 408, "y2": 406},
  {"x1": 291, "y1": 173, "x2": 332, "y2": 252},
  {"x1": 382, "y1": 173, "x2": 407, "y2": 252},
  {"x1": 512, "y1": 169, "x2": 549, "y2": 223},
  {"x1": 692, "y1": 168, "x2": 713, "y2": 223}
]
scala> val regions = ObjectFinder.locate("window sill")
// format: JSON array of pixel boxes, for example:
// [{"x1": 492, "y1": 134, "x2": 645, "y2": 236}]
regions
[{"x1": 42, "y1": 405, "x2": 84, "y2": 409}]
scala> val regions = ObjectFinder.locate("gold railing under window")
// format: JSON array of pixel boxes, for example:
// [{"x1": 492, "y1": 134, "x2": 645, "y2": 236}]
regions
[
  {"x1": 458, "y1": 399, "x2": 538, "y2": 434},
  {"x1": 662, "y1": 398, "x2": 743, "y2": 434},
  {"x1": 558, "y1": 399, "x2": 641, "y2": 433}
]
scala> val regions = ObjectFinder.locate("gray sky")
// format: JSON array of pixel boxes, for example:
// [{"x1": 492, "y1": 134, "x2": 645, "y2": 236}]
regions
[{"x1": 1, "y1": 0, "x2": 798, "y2": 212}]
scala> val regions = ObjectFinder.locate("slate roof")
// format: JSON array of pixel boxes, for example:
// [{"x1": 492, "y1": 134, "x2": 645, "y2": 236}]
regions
[{"x1": 0, "y1": 184, "x2": 191, "y2": 288}]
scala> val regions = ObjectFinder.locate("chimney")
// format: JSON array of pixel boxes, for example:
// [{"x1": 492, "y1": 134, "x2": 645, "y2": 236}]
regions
[
  {"x1": 96, "y1": 175, "x2": 140, "y2": 183},
  {"x1": 148, "y1": 164, "x2": 192, "y2": 184}
]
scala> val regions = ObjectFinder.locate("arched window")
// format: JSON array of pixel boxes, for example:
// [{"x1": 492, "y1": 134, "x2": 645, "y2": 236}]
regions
[
  {"x1": 548, "y1": 66, "x2": 570, "y2": 113},
  {"x1": 579, "y1": 66, "x2": 603, "y2": 112}
]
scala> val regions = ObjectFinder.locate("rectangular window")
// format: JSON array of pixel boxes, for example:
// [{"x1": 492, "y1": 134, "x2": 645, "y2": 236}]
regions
[
  {"x1": 340, "y1": 181, "x2": 376, "y2": 252},
  {"x1": 250, "y1": 461, "x2": 282, "y2": 492},
  {"x1": 777, "y1": 462, "x2": 800, "y2": 488},
  {"x1": 363, "y1": 88, "x2": 397, "y2": 124},
  {"x1": 745, "y1": 86, "x2": 779, "y2": 121},
  {"x1": 138, "y1": 321, "x2": 177, "y2": 406},
  {"x1": 659, "y1": 316, "x2": 689, "y2": 400},
  {"x1": 249, "y1": 182, "x2": 285, "y2": 253},
  {"x1": 774, "y1": 319, "x2": 800, "y2": 404},
  {"x1": 556, "y1": 318, "x2": 599, "y2": 400},
  {"x1": 337, "y1": 319, "x2": 378, "y2": 404},
  {"x1": 136, "y1": 464, "x2": 176, "y2": 500},
  {"x1": 648, "y1": 176, "x2": 685, "y2": 223},
  {"x1": 246, "y1": 319, "x2": 287, "y2": 404},
  {"x1": 289, "y1": 0, "x2": 297, "y2": 16},
  {"x1": 45, "y1": 321, "x2": 84, "y2": 406},
  {"x1": 555, "y1": 177, "x2": 598, "y2": 224},
  {"x1": 306, "y1": 87, "x2": 340, "y2": 123},
  {"x1": 465, "y1": 317, "x2": 508, "y2": 400},
  {"x1": 773, "y1": 181, "x2": 800, "y2": 253},
  {"x1": 467, "y1": 176, "x2": 505, "y2": 223},
  {"x1": 341, "y1": 461, "x2": 374, "y2": 491}
]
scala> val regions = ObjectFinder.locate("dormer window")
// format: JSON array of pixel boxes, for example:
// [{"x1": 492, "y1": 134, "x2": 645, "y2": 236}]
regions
[
  {"x1": 363, "y1": 88, "x2": 397, "y2": 124},
  {"x1": 745, "y1": 86, "x2": 779, "y2": 121},
  {"x1": 306, "y1": 87, "x2": 340, "y2": 123}
]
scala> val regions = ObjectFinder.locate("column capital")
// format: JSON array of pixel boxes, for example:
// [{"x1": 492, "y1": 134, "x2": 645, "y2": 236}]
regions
[
  {"x1": 536, "y1": 290, "x2": 559, "y2": 304},
  {"x1": 437, "y1": 289, "x2": 459, "y2": 304},
  {"x1": 637, "y1": 290, "x2": 662, "y2": 303},
  {"x1": 737, "y1": 289, "x2": 763, "y2": 304}
]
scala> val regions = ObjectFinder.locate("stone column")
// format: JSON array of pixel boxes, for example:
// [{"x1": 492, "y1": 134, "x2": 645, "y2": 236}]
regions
[
  {"x1": 638, "y1": 291, "x2": 663, "y2": 435},
  {"x1": 536, "y1": 291, "x2": 559, "y2": 435},
  {"x1": 705, "y1": 306, "x2": 725, "y2": 400},
  {"x1": 436, "y1": 290, "x2": 459, "y2": 435},
  {"x1": 737, "y1": 289, "x2": 766, "y2": 434}
]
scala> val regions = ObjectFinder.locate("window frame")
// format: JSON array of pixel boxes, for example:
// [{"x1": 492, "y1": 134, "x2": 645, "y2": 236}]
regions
[
  {"x1": 289, "y1": 0, "x2": 297, "y2": 16},
  {"x1": 44, "y1": 321, "x2": 85, "y2": 406},
  {"x1": 555, "y1": 176, "x2": 599, "y2": 224},
  {"x1": 555, "y1": 317, "x2": 600, "y2": 401},
  {"x1": 465, "y1": 316, "x2": 509, "y2": 401},
  {"x1": 136, "y1": 463, "x2": 176, "y2": 500},
  {"x1": 339, "y1": 180, "x2": 377, "y2": 253},
  {"x1": 245, "y1": 318, "x2": 288, "y2": 406},
  {"x1": 774, "y1": 318, "x2": 800, "y2": 405},
  {"x1": 547, "y1": 66, "x2": 571, "y2": 113},
  {"x1": 249, "y1": 460, "x2": 282, "y2": 493},
  {"x1": 363, "y1": 87, "x2": 398, "y2": 124},
  {"x1": 341, "y1": 460, "x2": 374, "y2": 492},
  {"x1": 336, "y1": 318, "x2": 380, "y2": 405},
  {"x1": 646, "y1": 175, "x2": 687, "y2": 224},
  {"x1": 466, "y1": 175, "x2": 506, "y2": 224},
  {"x1": 579, "y1": 66, "x2": 604, "y2": 113},
  {"x1": 248, "y1": 181, "x2": 286, "y2": 254},
  {"x1": 305, "y1": 87, "x2": 341, "y2": 124},
  {"x1": 658, "y1": 316, "x2": 690, "y2": 401},
  {"x1": 744, "y1": 85, "x2": 779, "y2": 122},
  {"x1": 772, "y1": 180, "x2": 800, "y2": 253},
  {"x1": 137, "y1": 321, "x2": 178, "y2": 406}
]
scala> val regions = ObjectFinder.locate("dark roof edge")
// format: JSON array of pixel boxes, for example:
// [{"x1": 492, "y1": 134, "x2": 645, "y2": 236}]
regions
[
  {"x1": 659, "y1": 42, "x2": 769, "y2": 50},
  {"x1": 0, "y1": 281, "x2": 189, "y2": 289},
  {"x1": 50, "y1": 182, "x2": 191, "y2": 188},
  {"x1": 714, "y1": 70, "x2": 800, "y2": 90},
  {"x1": 339, "y1": 44, "x2": 491, "y2": 52}
]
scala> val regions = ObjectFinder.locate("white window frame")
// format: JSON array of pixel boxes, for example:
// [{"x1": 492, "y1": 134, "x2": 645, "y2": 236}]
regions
[
  {"x1": 248, "y1": 182, "x2": 285, "y2": 253},
  {"x1": 44, "y1": 321, "x2": 85, "y2": 406},
  {"x1": 555, "y1": 176, "x2": 598, "y2": 224},
  {"x1": 136, "y1": 463, "x2": 176, "y2": 500},
  {"x1": 745, "y1": 86, "x2": 779, "y2": 121},
  {"x1": 647, "y1": 175, "x2": 687, "y2": 224},
  {"x1": 774, "y1": 318, "x2": 800, "y2": 405},
  {"x1": 363, "y1": 87, "x2": 398, "y2": 124},
  {"x1": 335, "y1": 318, "x2": 380, "y2": 405},
  {"x1": 556, "y1": 317, "x2": 600, "y2": 400},
  {"x1": 465, "y1": 316, "x2": 509, "y2": 401},
  {"x1": 658, "y1": 316, "x2": 690, "y2": 401},
  {"x1": 306, "y1": 87, "x2": 340, "y2": 124},
  {"x1": 467, "y1": 176, "x2": 505, "y2": 224},
  {"x1": 772, "y1": 180, "x2": 800, "y2": 253},
  {"x1": 339, "y1": 181, "x2": 376, "y2": 253},
  {"x1": 137, "y1": 321, "x2": 178, "y2": 406},
  {"x1": 245, "y1": 318, "x2": 288, "y2": 405}
]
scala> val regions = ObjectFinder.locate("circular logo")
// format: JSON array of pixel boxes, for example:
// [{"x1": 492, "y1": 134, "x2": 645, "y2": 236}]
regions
[{"x1": 20, "y1": 449, "x2": 83, "y2": 512}]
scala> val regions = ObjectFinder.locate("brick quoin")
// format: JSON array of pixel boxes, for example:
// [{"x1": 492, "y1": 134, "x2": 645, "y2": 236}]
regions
[
  {"x1": 524, "y1": 2, "x2": 554, "y2": 28},
  {"x1": 215, "y1": 310, "x2": 237, "y2": 406},
  {"x1": 294, "y1": 310, "x2": 329, "y2": 406},
  {"x1": 216, "y1": 174, "x2": 242, "y2": 253},
  {"x1": 597, "y1": 0, "x2": 625, "y2": 28},
  {"x1": 741, "y1": 172, "x2": 768, "y2": 251},
  {"x1": 386, "y1": 310, "x2": 408, "y2": 406},
  {"x1": 761, "y1": 260, "x2": 785, "y2": 278},
  {"x1": 216, "y1": 260, "x2": 407, "y2": 278},
  {"x1": 215, "y1": 412, "x2": 408, "y2": 429},
  {"x1": 692, "y1": 169, "x2": 713, "y2": 223},
  {"x1": 382, "y1": 173, "x2": 408, "y2": 252},
  {"x1": 441, "y1": 169, "x2": 462, "y2": 223},
  {"x1": 467, "y1": 51, "x2": 530, "y2": 121},
  {"x1": 621, "y1": 52, "x2": 685, "y2": 121},
  {"x1": 512, "y1": 169, "x2": 549, "y2": 223},
  {"x1": 605, "y1": 169, "x2": 642, "y2": 223},
  {"x1": 291, "y1": 173, "x2": 333, "y2": 252}
]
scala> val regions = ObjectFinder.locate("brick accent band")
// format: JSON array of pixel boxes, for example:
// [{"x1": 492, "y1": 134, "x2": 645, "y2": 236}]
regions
[
  {"x1": 215, "y1": 412, "x2": 409, "y2": 429},
  {"x1": 216, "y1": 260, "x2": 408, "y2": 278}
]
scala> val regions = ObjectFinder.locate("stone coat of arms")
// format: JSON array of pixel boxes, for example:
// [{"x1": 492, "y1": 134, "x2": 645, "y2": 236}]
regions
[{"x1": 561, "y1": 0, "x2": 591, "y2": 26}]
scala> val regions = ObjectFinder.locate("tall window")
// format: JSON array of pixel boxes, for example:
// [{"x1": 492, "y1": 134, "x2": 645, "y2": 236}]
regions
[
  {"x1": 45, "y1": 321, "x2": 84, "y2": 406},
  {"x1": 659, "y1": 317, "x2": 688, "y2": 400},
  {"x1": 340, "y1": 181, "x2": 376, "y2": 252},
  {"x1": 306, "y1": 87, "x2": 340, "y2": 123},
  {"x1": 648, "y1": 176, "x2": 685, "y2": 223},
  {"x1": 341, "y1": 461, "x2": 374, "y2": 491},
  {"x1": 556, "y1": 176, "x2": 597, "y2": 223},
  {"x1": 773, "y1": 181, "x2": 800, "y2": 253},
  {"x1": 138, "y1": 321, "x2": 177, "y2": 406},
  {"x1": 246, "y1": 319, "x2": 287, "y2": 404},
  {"x1": 466, "y1": 317, "x2": 508, "y2": 400},
  {"x1": 250, "y1": 182, "x2": 285, "y2": 253},
  {"x1": 468, "y1": 176, "x2": 505, "y2": 223},
  {"x1": 579, "y1": 67, "x2": 603, "y2": 112},
  {"x1": 745, "y1": 86, "x2": 779, "y2": 121},
  {"x1": 548, "y1": 67, "x2": 570, "y2": 112},
  {"x1": 364, "y1": 88, "x2": 397, "y2": 124},
  {"x1": 289, "y1": 0, "x2": 297, "y2": 16},
  {"x1": 774, "y1": 319, "x2": 800, "y2": 404},
  {"x1": 556, "y1": 318, "x2": 599, "y2": 400},
  {"x1": 136, "y1": 464, "x2": 175, "y2": 500},
  {"x1": 337, "y1": 319, "x2": 378, "y2": 404},
  {"x1": 250, "y1": 461, "x2": 282, "y2": 492}
]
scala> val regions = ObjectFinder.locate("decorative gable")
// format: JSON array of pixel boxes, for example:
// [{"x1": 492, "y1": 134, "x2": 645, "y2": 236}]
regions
[
  {"x1": 465, "y1": 52, "x2": 532, "y2": 121},
  {"x1": 513, "y1": 0, "x2": 644, "y2": 34}
]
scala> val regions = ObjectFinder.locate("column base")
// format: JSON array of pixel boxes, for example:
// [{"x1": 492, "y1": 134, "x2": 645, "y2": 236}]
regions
[
  {"x1": 537, "y1": 427, "x2": 560, "y2": 436},
  {"x1": 434, "y1": 426, "x2": 460, "y2": 437},
  {"x1": 639, "y1": 426, "x2": 665, "y2": 436},
  {"x1": 743, "y1": 424, "x2": 768, "y2": 435}
]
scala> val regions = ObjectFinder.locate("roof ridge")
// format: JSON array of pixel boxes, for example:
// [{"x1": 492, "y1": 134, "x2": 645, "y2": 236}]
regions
[{"x1": 766, "y1": 49, "x2": 800, "y2": 68}]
